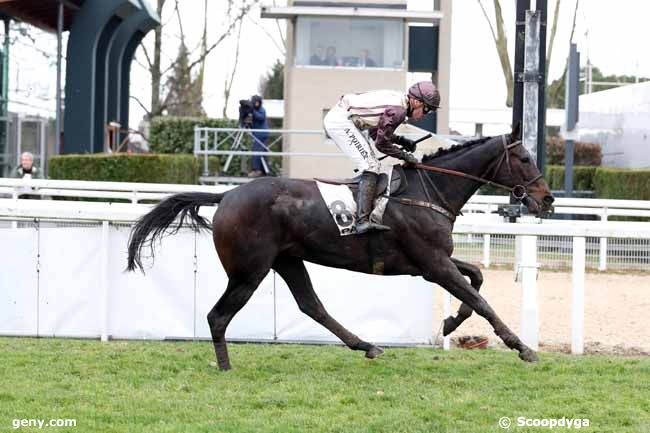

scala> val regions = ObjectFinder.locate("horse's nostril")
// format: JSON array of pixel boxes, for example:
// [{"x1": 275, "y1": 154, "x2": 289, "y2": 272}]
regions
[{"x1": 543, "y1": 195, "x2": 555, "y2": 205}]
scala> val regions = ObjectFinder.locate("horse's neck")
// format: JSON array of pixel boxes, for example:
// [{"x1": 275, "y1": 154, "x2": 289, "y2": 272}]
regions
[{"x1": 420, "y1": 143, "x2": 503, "y2": 215}]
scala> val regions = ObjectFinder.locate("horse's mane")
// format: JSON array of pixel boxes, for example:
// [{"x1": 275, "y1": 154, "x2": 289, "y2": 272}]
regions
[{"x1": 421, "y1": 135, "x2": 494, "y2": 163}]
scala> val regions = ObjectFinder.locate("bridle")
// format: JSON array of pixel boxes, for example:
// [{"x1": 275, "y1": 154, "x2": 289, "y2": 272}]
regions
[{"x1": 414, "y1": 136, "x2": 543, "y2": 203}]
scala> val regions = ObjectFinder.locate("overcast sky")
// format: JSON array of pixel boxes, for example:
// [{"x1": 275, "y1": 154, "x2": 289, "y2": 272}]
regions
[{"x1": 8, "y1": 0, "x2": 650, "y2": 134}]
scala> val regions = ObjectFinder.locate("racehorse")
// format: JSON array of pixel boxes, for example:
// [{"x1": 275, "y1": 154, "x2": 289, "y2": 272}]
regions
[{"x1": 127, "y1": 125, "x2": 554, "y2": 370}]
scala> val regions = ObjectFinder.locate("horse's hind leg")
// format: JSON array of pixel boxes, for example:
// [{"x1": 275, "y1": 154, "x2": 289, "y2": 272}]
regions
[
  {"x1": 207, "y1": 272, "x2": 268, "y2": 370},
  {"x1": 273, "y1": 255, "x2": 384, "y2": 359},
  {"x1": 443, "y1": 258, "x2": 484, "y2": 336}
]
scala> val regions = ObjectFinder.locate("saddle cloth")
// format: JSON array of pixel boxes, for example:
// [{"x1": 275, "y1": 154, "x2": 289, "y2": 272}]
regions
[{"x1": 316, "y1": 165, "x2": 406, "y2": 236}]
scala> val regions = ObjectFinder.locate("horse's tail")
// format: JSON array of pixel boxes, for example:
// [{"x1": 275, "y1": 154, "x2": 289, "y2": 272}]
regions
[{"x1": 126, "y1": 192, "x2": 225, "y2": 273}]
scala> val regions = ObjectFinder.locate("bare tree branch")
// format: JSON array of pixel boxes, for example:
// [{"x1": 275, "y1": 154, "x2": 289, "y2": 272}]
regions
[
  {"x1": 130, "y1": 95, "x2": 152, "y2": 117},
  {"x1": 245, "y1": 14, "x2": 286, "y2": 56},
  {"x1": 568, "y1": 0, "x2": 580, "y2": 43},
  {"x1": 222, "y1": 20, "x2": 244, "y2": 119},
  {"x1": 174, "y1": 0, "x2": 185, "y2": 45},
  {"x1": 185, "y1": 1, "x2": 258, "y2": 73},
  {"x1": 550, "y1": 0, "x2": 580, "y2": 105},
  {"x1": 478, "y1": 0, "x2": 513, "y2": 106},
  {"x1": 477, "y1": 0, "x2": 498, "y2": 44},
  {"x1": 139, "y1": 41, "x2": 154, "y2": 70},
  {"x1": 546, "y1": 0, "x2": 561, "y2": 71}
]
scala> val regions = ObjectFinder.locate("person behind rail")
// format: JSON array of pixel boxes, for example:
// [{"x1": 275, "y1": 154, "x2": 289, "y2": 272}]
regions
[
  {"x1": 13, "y1": 152, "x2": 40, "y2": 179},
  {"x1": 248, "y1": 95, "x2": 270, "y2": 178},
  {"x1": 323, "y1": 81, "x2": 440, "y2": 234}
]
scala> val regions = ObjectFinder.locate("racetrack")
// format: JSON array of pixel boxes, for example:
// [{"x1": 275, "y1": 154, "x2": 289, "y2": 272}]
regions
[
  {"x1": 1, "y1": 338, "x2": 648, "y2": 433},
  {"x1": 435, "y1": 269, "x2": 650, "y2": 354}
]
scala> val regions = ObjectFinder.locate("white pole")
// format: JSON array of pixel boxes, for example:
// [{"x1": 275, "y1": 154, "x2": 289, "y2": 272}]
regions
[
  {"x1": 100, "y1": 221, "x2": 110, "y2": 342},
  {"x1": 519, "y1": 234, "x2": 539, "y2": 351},
  {"x1": 572, "y1": 236, "x2": 586, "y2": 354},
  {"x1": 599, "y1": 210, "x2": 608, "y2": 271},
  {"x1": 482, "y1": 234, "x2": 491, "y2": 268},
  {"x1": 443, "y1": 290, "x2": 451, "y2": 350}
]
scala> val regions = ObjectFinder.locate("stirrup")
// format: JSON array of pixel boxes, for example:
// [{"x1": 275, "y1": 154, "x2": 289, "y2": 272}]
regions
[{"x1": 355, "y1": 219, "x2": 391, "y2": 234}]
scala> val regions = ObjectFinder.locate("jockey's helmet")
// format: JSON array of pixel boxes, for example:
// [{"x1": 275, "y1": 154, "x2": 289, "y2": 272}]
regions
[{"x1": 408, "y1": 81, "x2": 440, "y2": 112}]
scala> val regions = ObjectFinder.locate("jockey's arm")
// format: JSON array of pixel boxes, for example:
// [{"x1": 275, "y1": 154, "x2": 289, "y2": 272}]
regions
[{"x1": 372, "y1": 106, "x2": 410, "y2": 159}]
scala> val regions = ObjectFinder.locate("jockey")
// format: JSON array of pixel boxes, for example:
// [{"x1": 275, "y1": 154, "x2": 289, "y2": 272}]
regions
[{"x1": 323, "y1": 81, "x2": 440, "y2": 234}]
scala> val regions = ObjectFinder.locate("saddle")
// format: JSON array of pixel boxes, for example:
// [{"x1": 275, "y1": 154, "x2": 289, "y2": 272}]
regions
[{"x1": 315, "y1": 164, "x2": 408, "y2": 198}]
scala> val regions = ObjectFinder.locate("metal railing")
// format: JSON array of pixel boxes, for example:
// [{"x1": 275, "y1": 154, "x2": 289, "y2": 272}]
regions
[{"x1": 193, "y1": 126, "x2": 465, "y2": 180}]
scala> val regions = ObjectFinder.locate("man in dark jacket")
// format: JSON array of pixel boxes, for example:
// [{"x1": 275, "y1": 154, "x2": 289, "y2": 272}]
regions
[{"x1": 249, "y1": 95, "x2": 270, "y2": 177}]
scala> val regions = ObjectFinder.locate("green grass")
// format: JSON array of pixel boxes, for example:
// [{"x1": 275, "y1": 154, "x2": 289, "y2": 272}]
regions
[{"x1": 1, "y1": 338, "x2": 649, "y2": 433}]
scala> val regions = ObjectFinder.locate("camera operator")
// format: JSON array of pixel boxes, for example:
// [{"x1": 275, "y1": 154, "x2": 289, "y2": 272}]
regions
[{"x1": 247, "y1": 95, "x2": 269, "y2": 177}]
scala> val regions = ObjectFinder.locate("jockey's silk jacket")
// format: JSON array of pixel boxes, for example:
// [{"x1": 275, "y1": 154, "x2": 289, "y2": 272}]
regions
[{"x1": 338, "y1": 90, "x2": 409, "y2": 158}]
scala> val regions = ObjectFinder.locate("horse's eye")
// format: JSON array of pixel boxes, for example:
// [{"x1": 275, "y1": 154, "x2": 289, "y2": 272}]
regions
[{"x1": 521, "y1": 157, "x2": 530, "y2": 163}]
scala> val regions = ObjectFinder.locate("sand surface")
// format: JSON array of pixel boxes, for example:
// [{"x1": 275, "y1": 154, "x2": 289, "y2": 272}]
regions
[{"x1": 433, "y1": 269, "x2": 650, "y2": 354}]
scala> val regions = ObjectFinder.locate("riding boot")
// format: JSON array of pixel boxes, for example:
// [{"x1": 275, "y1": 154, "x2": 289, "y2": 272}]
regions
[{"x1": 354, "y1": 171, "x2": 391, "y2": 234}]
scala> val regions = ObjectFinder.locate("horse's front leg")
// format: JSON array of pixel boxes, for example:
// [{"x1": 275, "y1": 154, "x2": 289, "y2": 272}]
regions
[
  {"x1": 442, "y1": 258, "x2": 484, "y2": 336},
  {"x1": 425, "y1": 256, "x2": 537, "y2": 362}
]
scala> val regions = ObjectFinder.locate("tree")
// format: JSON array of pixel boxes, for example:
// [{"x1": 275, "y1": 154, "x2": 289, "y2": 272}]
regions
[
  {"x1": 477, "y1": 0, "x2": 563, "y2": 107},
  {"x1": 258, "y1": 60, "x2": 284, "y2": 100},
  {"x1": 136, "y1": 0, "x2": 259, "y2": 119},
  {"x1": 163, "y1": 42, "x2": 205, "y2": 116}
]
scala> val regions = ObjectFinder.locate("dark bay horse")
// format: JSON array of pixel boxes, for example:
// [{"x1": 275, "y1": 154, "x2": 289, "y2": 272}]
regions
[{"x1": 127, "y1": 127, "x2": 554, "y2": 370}]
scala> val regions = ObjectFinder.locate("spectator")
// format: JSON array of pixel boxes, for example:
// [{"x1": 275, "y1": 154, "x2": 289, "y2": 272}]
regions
[
  {"x1": 357, "y1": 49, "x2": 377, "y2": 68},
  {"x1": 13, "y1": 152, "x2": 41, "y2": 199},
  {"x1": 248, "y1": 95, "x2": 270, "y2": 178},
  {"x1": 310, "y1": 45, "x2": 326, "y2": 65},
  {"x1": 324, "y1": 46, "x2": 339, "y2": 66},
  {"x1": 13, "y1": 152, "x2": 40, "y2": 179}
]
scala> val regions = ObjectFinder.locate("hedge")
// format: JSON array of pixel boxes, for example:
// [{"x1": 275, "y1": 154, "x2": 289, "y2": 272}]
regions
[
  {"x1": 49, "y1": 154, "x2": 201, "y2": 184},
  {"x1": 545, "y1": 165, "x2": 597, "y2": 191},
  {"x1": 149, "y1": 116, "x2": 237, "y2": 154},
  {"x1": 594, "y1": 167, "x2": 650, "y2": 200},
  {"x1": 546, "y1": 136, "x2": 602, "y2": 166},
  {"x1": 148, "y1": 116, "x2": 283, "y2": 176}
]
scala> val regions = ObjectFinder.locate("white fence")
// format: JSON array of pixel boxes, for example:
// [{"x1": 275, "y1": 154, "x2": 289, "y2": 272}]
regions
[
  {"x1": 3, "y1": 188, "x2": 650, "y2": 354},
  {"x1": 0, "y1": 199, "x2": 434, "y2": 346},
  {"x1": 3, "y1": 177, "x2": 650, "y2": 271}
]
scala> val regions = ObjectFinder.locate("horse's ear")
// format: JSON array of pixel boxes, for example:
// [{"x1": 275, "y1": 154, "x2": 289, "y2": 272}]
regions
[{"x1": 511, "y1": 122, "x2": 522, "y2": 141}]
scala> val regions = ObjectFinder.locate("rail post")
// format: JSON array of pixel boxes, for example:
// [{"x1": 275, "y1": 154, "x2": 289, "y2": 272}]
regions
[{"x1": 572, "y1": 236, "x2": 586, "y2": 354}]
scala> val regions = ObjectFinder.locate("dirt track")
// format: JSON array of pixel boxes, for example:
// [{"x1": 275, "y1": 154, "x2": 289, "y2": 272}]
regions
[{"x1": 433, "y1": 269, "x2": 650, "y2": 354}]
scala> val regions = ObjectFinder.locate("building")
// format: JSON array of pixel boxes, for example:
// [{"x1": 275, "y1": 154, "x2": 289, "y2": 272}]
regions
[
  {"x1": 262, "y1": 0, "x2": 451, "y2": 178},
  {"x1": 0, "y1": 0, "x2": 159, "y2": 177},
  {"x1": 577, "y1": 81, "x2": 650, "y2": 169}
]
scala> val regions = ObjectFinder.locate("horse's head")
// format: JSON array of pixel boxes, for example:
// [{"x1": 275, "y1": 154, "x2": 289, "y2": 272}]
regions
[{"x1": 490, "y1": 126, "x2": 554, "y2": 216}]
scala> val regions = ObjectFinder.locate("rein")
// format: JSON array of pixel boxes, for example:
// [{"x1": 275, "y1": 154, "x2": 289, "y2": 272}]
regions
[
  {"x1": 389, "y1": 137, "x2": 543, "y2": 221},
  {"x1": 415, "y1": 139, "x2": 542, "y2": 200}
]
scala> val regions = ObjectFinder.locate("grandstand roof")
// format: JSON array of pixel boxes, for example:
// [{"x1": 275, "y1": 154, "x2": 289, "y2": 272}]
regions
[{"x1": 0, "y1": 0, "x2": 85, "y2": 32}]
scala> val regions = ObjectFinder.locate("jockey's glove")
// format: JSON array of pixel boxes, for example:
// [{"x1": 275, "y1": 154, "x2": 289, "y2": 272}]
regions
[
  {"x1": 400, "y1": 151, "x2": 419, "y2": 165},
  {"x1": 396, "y1": 135, "x2": 417, "y2": 152}
]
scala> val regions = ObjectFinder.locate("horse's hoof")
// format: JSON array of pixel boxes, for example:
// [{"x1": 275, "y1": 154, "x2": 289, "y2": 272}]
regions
[
  {"x1": 365, "y1": 346, "x2": 385, "y2": 359},
  {"x1": 217, "y1": 361, "x2": 232, "y2": 371},
  {"x1": 519, "y1": 348, "x2": 539, "y2": 363},
  {"x1": 442, "y1": 316, "x2": 458, "y2": 336}
]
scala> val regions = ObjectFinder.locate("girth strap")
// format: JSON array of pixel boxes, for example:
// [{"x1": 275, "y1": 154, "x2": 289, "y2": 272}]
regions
[{"x1": 384, "y1": 196, "x2": 456, "y2": 222}]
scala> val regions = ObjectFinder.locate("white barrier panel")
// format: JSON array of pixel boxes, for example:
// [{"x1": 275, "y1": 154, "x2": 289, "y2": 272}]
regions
[
  {"x1": 274, "y1": 265, "x2": 434, "y2": 344},
  {"x1": 0, "y1": 224, "x2": 435, "y2": 345},
  {"x1": 0, "y1": 227, "x2": 38, "y2": 335}
]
